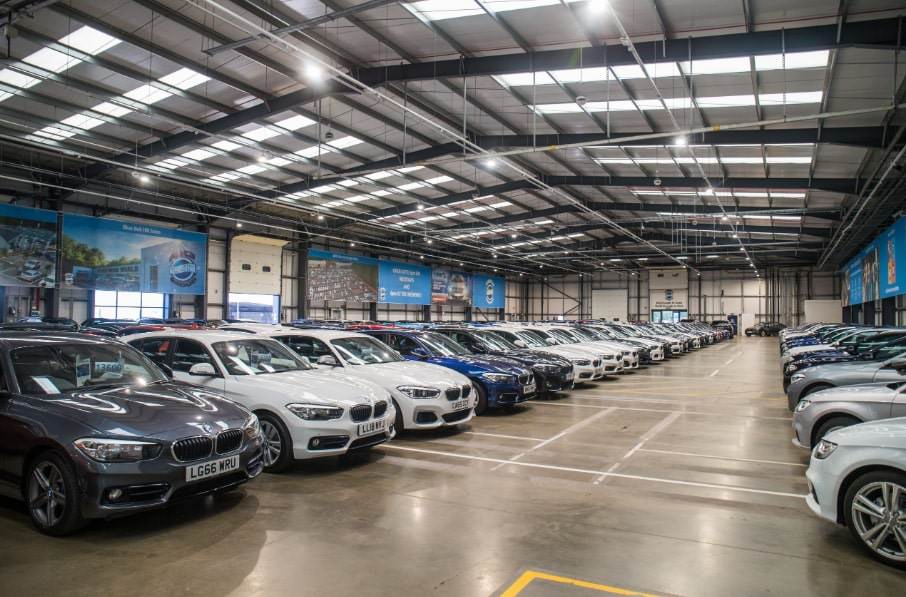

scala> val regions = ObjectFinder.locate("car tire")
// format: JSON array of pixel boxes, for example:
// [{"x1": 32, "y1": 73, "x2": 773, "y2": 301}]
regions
[
  {"x1": 812, "y1": 415, "x2": 860, "y2": 446},
  {"x1": 474, "y1": 384, "x2": 488, "y2": 416},
  {"x1": 25, "y1": 451, "x2": 86, "y2": 536},
  {"x1": 256, "y1": 411, "x2": 294, "y2": 473},
  {"x1": 843, "y1": 470, "x2": 906, "y2": 569},
  {"x1": 802, "y1": 382, "x2": 834, "y2": 398},
  {"x1": 392, "y1": 398, "x2": 405, "y2": 433},
  {"x1": 759, "y1": 330, "x2": 767, "y2": 337}
]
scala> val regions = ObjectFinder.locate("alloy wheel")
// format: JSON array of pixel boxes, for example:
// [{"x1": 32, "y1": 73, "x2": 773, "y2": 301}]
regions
[
  {"x1": 28, "y1": 460, "x2": 66, "y2": 529},
  {"x1": 851, "y1": 481, "x2": 906, "y2": 562},
  {"x1": 259, "y1": 420, "x2": 283, "y2": 467}
]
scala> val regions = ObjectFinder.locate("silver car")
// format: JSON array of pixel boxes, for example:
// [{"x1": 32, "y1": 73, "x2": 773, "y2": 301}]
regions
[
  {"x1": 787, "y1": 354, "x2": 906, "y2": 411},
  {"x1": 792, "y1": 382, "x2": 906, "y2": 448}
]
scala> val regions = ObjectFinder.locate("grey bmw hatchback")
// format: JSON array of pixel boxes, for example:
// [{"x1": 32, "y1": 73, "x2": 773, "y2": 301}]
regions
[{"x1": 0, "y1": 332, "x2": 264, "y2": 535}]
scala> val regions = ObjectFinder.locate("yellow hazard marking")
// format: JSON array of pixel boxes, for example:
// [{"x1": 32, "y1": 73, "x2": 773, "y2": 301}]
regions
[{"x1": 500, "y1": 570, "x2": 660, "y2": 596}]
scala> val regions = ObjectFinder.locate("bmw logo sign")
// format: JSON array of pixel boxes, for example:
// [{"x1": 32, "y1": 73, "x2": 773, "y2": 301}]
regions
[
  {"x1": 485, "y1": 278, "x2": 495, "y2": 305},
  {"x1": 379, "y1": 286, "x2": 387, "y2": 301},
  {"x1": 665, "y1": 289, "x2": 673, "y2": 301},
  {"x1": 169, "y1": 249, "x2": 198, "y2": 288}
]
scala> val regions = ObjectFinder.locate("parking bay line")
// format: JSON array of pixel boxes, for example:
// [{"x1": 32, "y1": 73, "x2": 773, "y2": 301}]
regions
[
  {"x1": 637, "y1": 448, "x2": 807, "y2": 468},
  {"x1": 532, "y1": 400, "x2": 793, "y2": 421},
  {"x1": 464, "y1": 431, "x2": 547, "y2": 442},
  {"x1": 381, "y1": 445, "x2": 807, "y2": 500},
  {"x1": 594, "y1": 412, "x2": 682, "y2": 485},
  {"x1": 488, "y1": 407, "x2": 617, "y2": 472}
]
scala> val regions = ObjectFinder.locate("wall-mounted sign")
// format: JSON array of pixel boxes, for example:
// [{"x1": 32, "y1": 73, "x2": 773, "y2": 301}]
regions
[
  {"x1": 842, "y1": 215, "x2": 906, "y2": 305},
  {"x1": 378, "y1": 260, "x2": 431, "y2": 305},
  {"x1": 61, "y1": 214, "x2": 207, "y2": 294},
  {"x1": 651, "y1": 288, "x2": 688, "y2": 310},
  {"x1": 307, "y1": 248, "x2": 378, "y2": 303},
  {"x1": 0, "y1": 203, "x2": 57, "y2": 288},
  {"x1": 431, "y1": 269, "x2": 472, "y2": 305},
  {"x1": 471, "y1": 274, "x2": 505, "y2": 309}
]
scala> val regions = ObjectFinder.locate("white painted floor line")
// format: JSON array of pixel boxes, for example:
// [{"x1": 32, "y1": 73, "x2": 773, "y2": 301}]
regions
[
  {"x1": 594, "y1": 412, "x2": 682, "y2": 485},
  {"x1": 489, "y1": 407, "x2": 617, "y2": 471},
  {"x1": 464, "y1": 431, "x2": 546, "y2": 442},
  {"x1": 531, "y1": 400, "x2": 793, "y2": 421},
  {"x1": 382, "y1": 445, "x2": 806, "y2": 500},
  {"x1": 708, "y1": 369, "x2": 721, "y2": 377},
  {"x1": 637, "y1": 448, "x2": 808, "y2": 468}
]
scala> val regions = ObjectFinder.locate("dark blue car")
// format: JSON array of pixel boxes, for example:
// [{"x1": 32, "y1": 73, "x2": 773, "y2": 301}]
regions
[{"x1": 363, "y1": 329, "x2": 537, "y2": 414}]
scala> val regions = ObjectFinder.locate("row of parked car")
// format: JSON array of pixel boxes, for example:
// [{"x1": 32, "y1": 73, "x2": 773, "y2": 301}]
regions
[
  {"x1": 780, "y1": 323, "x2": 906, "y2": 568},
  {"x1": 0, "y1": 317, "x2": 727, "y2": 536}
]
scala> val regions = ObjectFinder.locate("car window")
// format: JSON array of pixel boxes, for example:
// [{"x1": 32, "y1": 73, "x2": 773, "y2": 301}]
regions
[
  {"x1": 132, "y1": 337, "x2": 172, "y2": 367},
  {"x1": 171, "y1": 339, "x2": 216, "y2": 373},
  {"x1": 277, "y1": 335, "x2": 332, "y2": 360},
  {"x1": 212, "y1": 339, "x2": 310, "y2": 375},
  {"x1": 384, "y1": 334, "x2": 420, "y2": 355},
  {"x1": 332, "y1": 336, "x2": 403, "y2": 365}
]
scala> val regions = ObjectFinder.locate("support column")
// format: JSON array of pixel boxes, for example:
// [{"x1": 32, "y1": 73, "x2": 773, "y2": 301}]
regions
[
  {"x1": 222, "y1": 230, "x2": 233, "y2": 319},
  {"x1": 297, "y1": 236, "x2": 308, "y2": 321},
  {"x1": 421, "y1": 304, "x2": 431, "y2": 321}
]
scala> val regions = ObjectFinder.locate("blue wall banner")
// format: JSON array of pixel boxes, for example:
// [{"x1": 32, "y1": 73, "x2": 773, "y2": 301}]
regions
[
  {"x1": 842, "y1": 214, "x2": 906, "y2": 305},
  {"x1": 308, "y1": 248, "x2": 379, "y2": 302},
  {"x1": 471, "y1": 274, "x2": 506, "y2": 309},
  {"x1": 431, "y1": 269, "x2": 472, "y2": 305},
  {"x1": 378, "y1": 260, "x2": 432, "y2": 305},
  {"x1": 61, "y1": 214, "x2": 207, "y2": 295},
  {"x1": 0, "y1": 203, "x2": 57, "y2": 288}
]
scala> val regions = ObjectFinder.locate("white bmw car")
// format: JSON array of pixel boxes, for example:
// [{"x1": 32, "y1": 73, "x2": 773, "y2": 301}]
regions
[
  {"x1": 126, "y1": 331, "x2": 396, "y2": 472},
  {"x1": 488, "y1": 327, "x2": 611, "y2": 381},
  {"x1": 805, "y1": 417, "x2": 906, "y2": 568},
  {"x1": 222, "y1": 325, "x2": 477, "y2": 432}
]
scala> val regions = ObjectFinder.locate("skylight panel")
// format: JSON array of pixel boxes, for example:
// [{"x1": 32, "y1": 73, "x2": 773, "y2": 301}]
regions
[
  {"x1": 322, "y1": 200, "x2": 348, "y2": 208},
  {"x1": 242, "y1": 126, "x2": 281, "y2": 141},
  {"x1": 426, "y1": 175, "x2": 453, "y2": 185},
  {"x1": 371, "y1": 190, "x2": 392, "y2": 197},
  {"x1": 551, "y1": 67, "x2": 610, "y2": 84},
  {"x1": 404, "y1": 0, "x2": 484, "y2": 21},
  {"x1": 366, "y1": 170, "x2": 394, "y2": 180},
  {"x1": 58, "y1": 26, "x2": 120, "y2": 55},
  {"x1": 680, "y1": 56, "x2": 751, "y2": 76},
  {"x1": 237, "y1": 164, "x2": 268, "y2": 175},
  {"x1": 33, "y1": 127, "x2": 75, "y2": 141},
  {"x1": 532, "y1": 103, "x2": 584, "y2": 114},
  {"x1": 310, "y1": 184, "x2": 338, "y2": 194},
  {"x1": 211, "y1": 172, "x2": 243, "y2": 182},
  {"x1": 464, "y1": 205, "x2": 489, "y2": 213},
  {"x1": 398, "y1": 182, "x2": 425, "y2": 191},
  {"x1": 491, "y1": 201, "x2": 512, "y2": 208},
  {"x1": 764, "y1": 156, "x2": 812, "y2": 164},
  {"x1": 397, "y1": 166, "x2": 424, "y2": 173},
  {"x1": 755, "y1": 50, "x2": 829, "y2": 71},
  {"x1": 182, "y1": 148, "x2": 217, "y2": 161},
  {"x1": 212, "y1": 140, "x2": 242, "y2": 152},
  {"x1": 770, "y1": 192, "x2": 807, "y2": 199},
  {"x1": 534, "y1": 219, "x2": 554, "y2": 225},
  {"x1": 22, "y1": 48, "x2": 80, "y2": 74},
  {"x1": 0, "y1": 69, "x2": 40, "y2": 89},
  {"x1": 337, "y1": 179, "x2": 359, "y2": 187},
  {"x1": 345, "y1": 195, "x2": 371, "y2": 203},
  {"x1": 696, "y1": 94, "x2": 757, "y2": 108},
  {"x1": 158, "y1": 68, "x2": 209, "y2": 89},
  {"x1": 92, "y1": 102, "x2": 132, "y2": 117},
  {"x1": 295, "y1": 145, "x2": 335, "y2": 158},
  {"x1": 759, "y1": 91, "x2": 823, "y2": 105},
  {"x1": 60, "y1": 113, "x2": 105, "y2": 130},
  {"x1": 274, "y1": 114, "x2": 315, "y2": 131},
  {"x1": 635, "y1": 97, "x2": 692, "y2": 111},
  {"x1": 494, "y1": 72, "x2": 554, "y2": 87},
  {"x1": 123, "y1": 84, "x2": 172, "y2": 105},
  {"x1": 267, "y1": 156, "x2": 292, "y2": 167},
  {"x1": 327, "y1": 136, "x2": 363, "y2": 149}
]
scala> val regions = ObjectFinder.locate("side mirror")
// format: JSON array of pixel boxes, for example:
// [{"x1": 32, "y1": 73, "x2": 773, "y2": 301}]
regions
[
  {"x1": 158, "y1": 363, "x2": 174, "y2": 379},
  {"x1": 189, "y1": 363, "x2": 217, "y2": 376},
  {"x1": 317, "y1": 354, "x2": 339, "y2": 367}
]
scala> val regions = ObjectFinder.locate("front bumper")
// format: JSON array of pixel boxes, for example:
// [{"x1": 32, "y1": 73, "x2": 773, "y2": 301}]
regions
[
  {"x1": 289, "y1": 409, "x2": 397, "y2": 459},
  {"x1": 536, "y1": 367, "x2": 575, "y2": 392},
  {"x1": 486, "y1": 379, "x2": 537, "y2": 407},
  {"x1": 399, "y1": 391, "x2": 476, "y2": 430},
  {"x1": 805, "y1": 459, "x2": 839, "y2": 523},
  {"x1": 75, "y1": 436, "x2": 264, "y2": 520}
]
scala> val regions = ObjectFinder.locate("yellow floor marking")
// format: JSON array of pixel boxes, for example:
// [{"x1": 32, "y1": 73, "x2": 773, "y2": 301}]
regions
[{"x1": 500, "y1": 570, "x2": 659, "y2": 596}]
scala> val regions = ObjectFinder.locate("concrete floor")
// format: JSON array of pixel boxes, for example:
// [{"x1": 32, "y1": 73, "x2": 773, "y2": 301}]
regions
[{"x1": 2, "y1": 336, "x2": 906, "y2": 596}]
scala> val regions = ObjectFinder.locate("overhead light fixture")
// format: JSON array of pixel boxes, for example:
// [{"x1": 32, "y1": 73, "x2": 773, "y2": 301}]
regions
[
  {"x1": 705, "y1": 254, "x2": 719, "y2": 259},
  {"x1": 426, "y1": 239, "x2": 433, "y2": 245},
  {"x1": 739, "y1": 247, "x2": 745, "y2": 251},
  {"x1": 511, "y1": 233, "x2": 518, "y2": 239},
  {"x1": 139, "y1": 173, "x2": 150, "y2": 184},
  {"x1": 588, "y1": 0, "x2": 607, "y2": 15},
  {"x1": 674, "y1": 135, "x2": 688, "y2": 146},
  {"x1": 486, "y1": 159, "x2": 497, "y2": 168},
  {"x1": 306, "y1": 63, "x2": 323, "y2": 80},
  {"x1": 317, "y1": 214, "x2": 324, "y2": 221},
  {"x1": 236, "y1": 222, "x2": 243, "y2": 228},
  {"x1": 420, "y1": 255, "x2": 424, "y2": 259},
  {"x1": 637, "y1": 257, "x2": 649, "y2": 261},
  {"x1": 732, "y1": 233, "x2": 738, "y2": 238},
  {"x1": 417, "y1": 204, "x2": 424, "y2": 210},
  {"x1": 349, "y1": 242, "x2": 356, "y2": 247},
  {"x1": 721, "y1": 216, "x2": 728, "y2": 221},
  {"x1": 256, "y1": 154, "x2": 268, "y2": 163}
]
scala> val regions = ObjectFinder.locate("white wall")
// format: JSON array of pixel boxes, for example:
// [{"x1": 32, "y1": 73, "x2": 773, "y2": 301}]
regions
[
  {"x1": 229, "y1": 236, "x2": 286, "y2": 295},
  {"x1": 804, "y1": 299, "x2": 843, "y2": 323},
  {"x1": 592, "y1": 289, "x2": 628, "y2": 320}
]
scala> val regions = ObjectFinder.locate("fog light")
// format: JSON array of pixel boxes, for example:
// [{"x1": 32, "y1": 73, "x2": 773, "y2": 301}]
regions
[
  {"x1": 107, "y1": 488, "x2": 123, "y2": 501},
  {"x1": 311, "y1": 438, "x2": 320, "y2": 447}
]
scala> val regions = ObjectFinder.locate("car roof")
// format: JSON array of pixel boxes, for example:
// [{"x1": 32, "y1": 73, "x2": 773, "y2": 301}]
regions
[
  {"x1": 0, "y1": 331, "x2": 120, "y2": 348},
  {"x1": 124, "y1": 330, "x2": 270, "y2": 344},
  {"x1": 255, "y1": 326, "x2": 372, "y2": 341}
]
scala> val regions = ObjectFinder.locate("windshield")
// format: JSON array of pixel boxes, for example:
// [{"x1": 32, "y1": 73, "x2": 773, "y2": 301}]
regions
[
  {"x1": 332, "y1": 336, "x2": 403, "y2": 365},
  {"x1": 11, "y1": 342, "x2": 166, "y2": 395},
  {"x1": 418, "y1": 332, "x2": 472, "y2": 356},
  {"x1": 474, "y1": 331, "x2": 515, "y2": 352},
  {"x1": 572, "y1": 328, "x2": 600, "y2": 341},
  {"x1": 212, "y1": 339, "x2": 309, "y2": 375},
  {"x1": 524, "y1": 329, "x2": 560, "y2": 345},
  {"x1": 495, "y1": 329, "x2": 546, "y2": 348},
  {"x1": 546, "y1": 329, "x2": 578, "y2": 344}
]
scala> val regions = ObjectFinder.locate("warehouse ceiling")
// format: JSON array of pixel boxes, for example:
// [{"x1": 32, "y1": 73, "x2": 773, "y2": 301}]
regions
[{"x1": 0, "y1": 0, "x2": 905, "y2": 278}]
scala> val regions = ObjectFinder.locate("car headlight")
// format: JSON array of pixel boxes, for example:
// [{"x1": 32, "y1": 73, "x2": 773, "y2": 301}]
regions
[
  {"x1": 786, "y1": 364, "x2": 798, "y2": 373},
  {"x1": 286, "y1": 403, "x2": 344, "y2": 420},
  {"x1": 790, "y1": 373, "x2": 806, "y2": 384},
  {"x1": 481, "y1": 372, "x2": 514, "y2": 383},
  {"x1": 794, "y1": 399, "x2": 812, "y2": 413},
  {"x1": 813, "y1": 439, "x2": 838, "y2": 460},
  {"x1": 397, "y1": 385, "x2": 441, "y2": 399},
  {"x1": 74, "y1": 438, "x2": 161, "y2": 462},
  {"x1": 571, "y1": 359, "x2": 591, "y2": 366},
  {"x1": 243, "y1": 414, "x2": 261, "y2": 439}
]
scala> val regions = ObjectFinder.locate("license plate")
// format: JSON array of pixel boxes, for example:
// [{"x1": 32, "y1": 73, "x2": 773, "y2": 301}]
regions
[
  {"x1": 523, "y1": 383, "x2": 536, "y2": 394},
  {"x1": 450, "y1": 399, "x2": 470, "y2": 410},
  {"x1": 185, "y1": 455, "x2": 240, "y2": 483},
  {"x1": 565, "y1": 372, "x2": 574, "y2": 380},
  {"x1": 357, "y1": 418, "x2": 386, "y2": 437}
]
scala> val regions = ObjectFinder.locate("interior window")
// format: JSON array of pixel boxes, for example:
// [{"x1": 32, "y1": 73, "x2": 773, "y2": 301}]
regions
[
  {"x1": 171, "y1": 339, "x2": 216, "y2": 373},
  {"x1": 277, "y1": 336, "x2": 332, "y2": 359}
]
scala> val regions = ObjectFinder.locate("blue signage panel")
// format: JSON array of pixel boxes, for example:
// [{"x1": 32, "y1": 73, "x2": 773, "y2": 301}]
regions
[
  {"x1": 378, "y1": 260, "x2": 431, "y2": 305},
  {"x1": 471, "y1": 274, "x2": 506, "y2": 309},
  {"x1": 61, "y1": 214, "x2": 207, "y2": 295},
  {"x1": 308, "y1": 249, "x2": 378, "y2": 302},
  {"x1": 431, "y1": 269, "x2": 472, "y2": 305},
  {"x1": 0, "y1": 203, "x2": 57, "y2": 288},
  {"x1": 842, "y1": 214, "x2": 906, "y2": 305}
]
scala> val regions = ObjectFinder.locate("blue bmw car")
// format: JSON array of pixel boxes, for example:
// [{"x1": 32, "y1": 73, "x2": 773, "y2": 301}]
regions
[{"x1": 363, "y1": 329, "x2": 537, "y2": 414}]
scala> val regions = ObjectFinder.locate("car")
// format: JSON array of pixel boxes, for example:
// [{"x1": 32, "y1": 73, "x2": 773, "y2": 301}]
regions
[
  {"x1": 745, "y1": 321, "x2": 786, "y2": 337},
  {"x1": 0, "y1": 332, "x2": 264, "y2": 535},
  {"x1": 782, "y1": 333, "x2": 906, "y2": 389},
  {"x1": 793, "y1": 382, "x2": 906, "y2": 448},
  {"x1": 429, "y1": 326, "x2": 576, "y2": 395},
  {"x1": 544, "y1": 325, "x2": 640, "y2": 369},
  {"x1": 363, "y1": 328, "x2": 537, "y2": 413},
  {"x1": 488, "y1": 327, "x2": 612, "y2": 381},
  {"x1": 18, "y1": 268, "x2": 43, "y2": 283},
  {"x1": 126, "y1": 330, "x2": 396, "y2": 472},
  {"x1": 220, "y1": 325, "x2": 477, "y2": 432},
  {"x1": 786, "y1": 353, "x2": 906, "y2": 411},
  {"x1": 805, "y1": 418, "x2": 906, "y2": 568}
]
